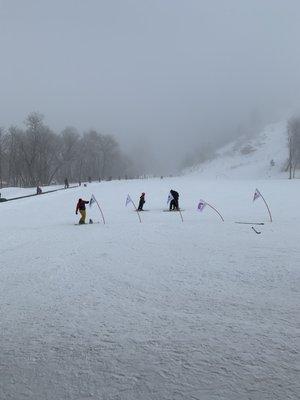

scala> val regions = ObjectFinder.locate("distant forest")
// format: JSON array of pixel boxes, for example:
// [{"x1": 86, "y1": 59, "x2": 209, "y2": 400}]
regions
[{"x1": 0, "y1": 113, "x2": 136, "y2": 187}]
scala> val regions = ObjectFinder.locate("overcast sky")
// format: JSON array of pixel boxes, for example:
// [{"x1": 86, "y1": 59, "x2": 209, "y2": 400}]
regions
[{"x1": 1, "y1": 0, "x2": 300, "y2": 172}]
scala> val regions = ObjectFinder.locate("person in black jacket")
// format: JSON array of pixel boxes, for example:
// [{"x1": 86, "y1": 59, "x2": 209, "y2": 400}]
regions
[
  {"x1": 138, "y1": 192, "x2": 145, "y2": 211},
  {"x1": 76, "y1": 198, "x2": 89, "y2": 224},
  {"x1": 169, "y1": 190, "x2": 179, "y2": 211}
]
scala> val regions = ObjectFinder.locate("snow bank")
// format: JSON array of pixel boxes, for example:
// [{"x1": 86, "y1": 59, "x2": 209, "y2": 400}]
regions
[{"x1": 0, "y1": 184, "x2": 64, "y2": 199}]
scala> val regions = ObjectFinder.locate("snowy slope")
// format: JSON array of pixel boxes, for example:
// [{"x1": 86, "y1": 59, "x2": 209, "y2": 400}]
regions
[
  {"x1": 189, "y1": 121, "x2": 288, "y2": 179},
  {"x1": 0, "y1": 177, "x2": 299, "y2": 399}
]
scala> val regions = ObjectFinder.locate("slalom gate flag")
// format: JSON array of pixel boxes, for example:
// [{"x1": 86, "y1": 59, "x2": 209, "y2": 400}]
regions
[
  {"x1": 89, "y1": 194, "x2": 96, "y2": 207},
  {"x1": 253, "y1": 189, "x2": 261, "y2": 202},
  {"x1": 125, "y1": 194, "x2": 132, "y2": 207},
  {"x1": 197, "y1": 199, "x2": 206, "y2": 212},
  {"x1": 167, "y1": 192, "x2": 174, "y2": 204}
]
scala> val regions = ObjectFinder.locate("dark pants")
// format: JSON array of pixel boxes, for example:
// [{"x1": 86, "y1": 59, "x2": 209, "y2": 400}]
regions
[
  {"x1": 138, "y1": 200, "x2": 145, "y2": 210},
  {"x1": 170, "y1": 199, "x2": 179, "y2": 210}
]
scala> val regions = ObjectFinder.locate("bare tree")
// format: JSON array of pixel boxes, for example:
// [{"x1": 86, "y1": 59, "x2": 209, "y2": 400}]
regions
[
  {"x1": 0, "y1": 113, "x2": 136, "y2": 187},
  {"x1": 0, "y1": 127, "x2": 5, "y2": 188},
  {"x1": 52, "y1": 127, "x2": 80, "y2": 184},
  {"x1": 287, "y1": 117, "x2": 300, "y2": 179}
]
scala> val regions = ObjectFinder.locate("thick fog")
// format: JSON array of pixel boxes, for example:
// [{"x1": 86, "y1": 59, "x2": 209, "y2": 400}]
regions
[{"x1": 1, "y1": 0, "x2": 300, "y2": 174}]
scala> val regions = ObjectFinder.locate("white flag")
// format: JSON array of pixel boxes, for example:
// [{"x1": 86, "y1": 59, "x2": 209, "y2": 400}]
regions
[
  {"x1": 253, "y1": 189, "x2": 261, "y2": 202},
  {"x1": 89, "y1": 194, "x2": 96, "y2": 207},
  {"x1": 125, "y1": 194, "x2": 132, "y2": 207},
  {"x1": 167, "y1": 192, "x2": 174, "y2": 204},
  {"x1": 197, "y1": 199, "x2": 206, "y2": 212}
]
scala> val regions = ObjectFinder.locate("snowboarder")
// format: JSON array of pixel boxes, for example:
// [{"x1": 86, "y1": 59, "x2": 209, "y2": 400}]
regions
[
  {"x1": 138, "y1": 192, "x2": 145, "y2": 211},
  {"x1": 169, "y1": 189, "x2": 179, "y2": 211},
  {"x1": 76, "y1": 198, "x2": 90, "y2": 224}
]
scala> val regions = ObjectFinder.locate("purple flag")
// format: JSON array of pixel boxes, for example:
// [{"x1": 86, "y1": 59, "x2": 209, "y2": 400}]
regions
[{"x1": 197, "y1": 200, "x2": 206, "y2": 212}]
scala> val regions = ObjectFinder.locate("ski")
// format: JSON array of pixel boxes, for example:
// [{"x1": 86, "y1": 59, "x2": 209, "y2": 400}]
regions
[
  {"x1": 235, "y1": 222, "x2": 265, "y2": 225},
  {"x1": 251, "y1": 226, "x2": 261, "y2": 234}
]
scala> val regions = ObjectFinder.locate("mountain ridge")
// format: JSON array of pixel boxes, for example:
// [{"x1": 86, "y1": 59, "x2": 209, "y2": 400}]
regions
[{"x1": 187, "y1": 120, "x2": 288, "y2": 179}]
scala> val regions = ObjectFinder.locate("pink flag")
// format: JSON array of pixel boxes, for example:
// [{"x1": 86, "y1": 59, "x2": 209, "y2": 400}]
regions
[{"x1": 253, "y1": 189, "x2": 261, "y2": 202}]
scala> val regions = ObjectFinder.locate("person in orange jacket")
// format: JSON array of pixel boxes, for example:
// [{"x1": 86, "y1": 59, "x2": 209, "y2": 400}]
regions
[{"x1": 76, "y1": 198, "x2": 89, "y2": 224}]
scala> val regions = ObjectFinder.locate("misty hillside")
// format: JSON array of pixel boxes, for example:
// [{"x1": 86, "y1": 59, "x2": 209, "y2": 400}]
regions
[{"x1": 188, "y1": 121, "x2": 288, "y2": 179}]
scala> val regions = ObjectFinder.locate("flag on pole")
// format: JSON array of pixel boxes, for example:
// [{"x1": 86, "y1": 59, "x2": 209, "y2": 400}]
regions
[
  {"x1": 252, "y1": 188, "x2": 272, "y2": 222},
  {"x1": 89, "y1": 194, "x2": 106, "y2": 224},
  {"x1": 89, "y1": 194, "x2": 96, "y2": 207},
  {"x1": 197, "y1": 199, "x2": 206, "y2": 212},
  {"x1": 167, "y1": 192, "x2": 174, "y2": 204},
  {"x1": 125, "y1": 194, "x2": 141, "y2": 222},
  {"x1": 125, "y1": 194, "x2": 133, "y2": 207},
  {"x1": 253, "y1": 189, "x2": 261, "y2": 202},
  {"x1": 196, "y1": 198, "x2": 224, "y2": 221}
]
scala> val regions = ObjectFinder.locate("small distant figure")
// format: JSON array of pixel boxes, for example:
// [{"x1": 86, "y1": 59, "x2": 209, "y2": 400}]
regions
[
  {"x1": 88, "y1": 176, "x2": 92, "y2": 183},
  {"x1": 84, "y1": 183, "x2": 87, "y2": 187},
  {"x1": 76, "y1": 198, "x2": 90, "y2": 224},
  {"x1": 78, "y1": 181, "x2": 81, "y2": 186},
  {"x1": 169, "y1": 189, "x2": 179, "y2": 211},
  {"x1": 138, "y1": 192, "x2": 146, "y2": 211},
  {"x1": 270, "y1": 159, "x2": 275, "y2": 167},
  {"x1": 36, "y1": 186, "x2": 42, "y2": 195},
  {"x1": 64, "y1": 178, "x2": 69, "y2": 189}
]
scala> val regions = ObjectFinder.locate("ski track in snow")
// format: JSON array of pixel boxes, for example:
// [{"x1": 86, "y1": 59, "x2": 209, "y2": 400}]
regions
[{"x1": 0, "y1": 178, "x2": 299, "y2": 400}]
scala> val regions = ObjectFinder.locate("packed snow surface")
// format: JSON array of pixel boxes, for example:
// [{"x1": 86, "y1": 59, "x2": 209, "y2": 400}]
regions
[{"x1": 0, "y1": 177, "x2": 299, "y2": 399}]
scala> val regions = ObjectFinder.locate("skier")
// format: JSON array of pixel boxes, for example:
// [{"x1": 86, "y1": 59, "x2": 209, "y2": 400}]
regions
[
  {"x1": 169, "y1": 189, "x2": 179, "y2": 211},
  {"x1": 138, "y1": 192, "x2": 145, "y2": 211},
  {"x1": 75, "y1": 198, "x2": 90, "y2": 224},
  {"x1": 64, "y1": 178, "x2": 69, "y2": 189},
  {"x1": 36, "y1": 186, "x2": 42, "y2": 195}
]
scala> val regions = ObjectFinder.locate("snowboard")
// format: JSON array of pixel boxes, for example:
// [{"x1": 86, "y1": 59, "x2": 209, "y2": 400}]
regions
[
  {"x1": 74, "y1": 221, "x2": 100, "y2": 225},
  {"x1": 163, "y1": 209, "x2": 185, "y2": 212}
]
